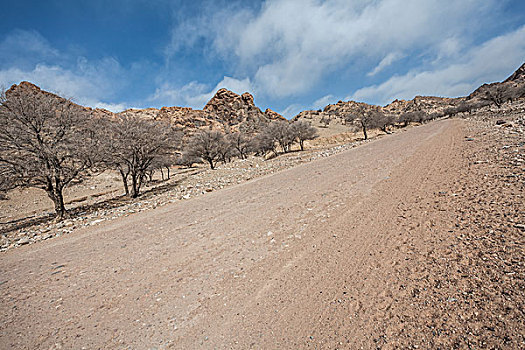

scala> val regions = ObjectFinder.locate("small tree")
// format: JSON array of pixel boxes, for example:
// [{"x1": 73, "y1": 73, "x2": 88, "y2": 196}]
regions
[
  {"x1": 456, "y1": 101, "x2": 473, "y2": 115},
  {"x1": 443, "y1": 106, "x2": 458, "y2": 117},
  {"x1": 375, "y1": 112, "x2": 394, "y2": 134},
  {"x1": 183, "y1": 130, "x2": 225, "y2": 169},
  {"x1": 357, "y1": 110, "x2": 376, "y2": 140},
  {"x1": 0, "y1": 85, "x2": 104, "y2": 219},
  {"x1": 251, "y1": 131, "x2": 277, "y2": 157},
  {"x1": 399, "y1": 112, "x2": 414, "y2": 127},
  {"x1": 482, "y1": 85, "x2": 507, "y2": 108},
  {"x1": 227, "y1": 132, "x2": 251, "y2": 159},
  {"x1": 265, "y1": 121, "x2": 296, "y2": 153},
  {"x1": 320, "y1": 115, "x2": 331, "y2": 128},
  {"x1": 107, "y1": 115, "x2": 175, "y2": 198},
  {"x1": 290, "y1": 120, "x2": 318, "y2": 151},
  {"x1": 217, "y1": 136, "x2": 234, "y2": 164}
]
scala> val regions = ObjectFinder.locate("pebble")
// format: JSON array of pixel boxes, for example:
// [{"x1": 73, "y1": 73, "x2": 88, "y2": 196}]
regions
[{"x1": 17, "y1": 237, "x2": 30, "y2": 245}]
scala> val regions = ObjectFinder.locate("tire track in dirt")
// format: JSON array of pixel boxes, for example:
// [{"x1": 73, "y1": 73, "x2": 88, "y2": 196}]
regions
[{"x1": 1, "y1": 119, "x2": 461, "y2": 349}]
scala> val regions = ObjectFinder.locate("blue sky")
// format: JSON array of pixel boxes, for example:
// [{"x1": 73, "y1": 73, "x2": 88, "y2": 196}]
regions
[{"x1": 1, "y1": 0, "x2": 524, "y2": 118}]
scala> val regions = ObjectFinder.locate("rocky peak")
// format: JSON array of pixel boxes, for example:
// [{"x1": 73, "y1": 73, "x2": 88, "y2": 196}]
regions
[
  {"x1": 7, "y1": 81, "x2": 53, "y2": 99},
  {"x1": 264, "y1": 108, "x2": 286, "y2": 121},
  {"x1": 203, "y1": 88, "x2": 257, "y2": 114},
  {"x1": 504, "y1": 62, "x2": 525, "y2": 83}
]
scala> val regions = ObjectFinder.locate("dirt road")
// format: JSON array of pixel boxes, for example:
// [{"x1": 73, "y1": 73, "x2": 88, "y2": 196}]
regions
[{"x1": 0, "y1": 118, "x2": 519, "y2": 349}]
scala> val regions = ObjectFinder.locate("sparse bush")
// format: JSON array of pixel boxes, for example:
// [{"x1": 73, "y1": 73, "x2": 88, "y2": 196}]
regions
[
  {"x1": 251, "y1": 132, "x2": 277, "y2": 157},
  {"x1": 106, "y1": 115, "x2": 175, "y2": 198},
  {"x1": 320, "y1": 115, "x2": 331, "y2": 128},
  {"x1": 376, "y1": 112, "x2": 395, "y2": 134},
  {"x1": 227, "y1": 132, "x2": 251, "y2": 160},
  {"x1": 290, "y1": 120, "x2": 318, "y2": 151},
  {"x1": 443, "y1": 106, "x2": 458, "y2": 117},
  {"x1": 183, "y1": 130, "x2": 225, "y2": 169}
]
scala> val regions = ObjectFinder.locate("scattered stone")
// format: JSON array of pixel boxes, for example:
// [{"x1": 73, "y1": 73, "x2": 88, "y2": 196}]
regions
[{"x1": 17, "y1": 237, "x2": 30, "y2": 245}]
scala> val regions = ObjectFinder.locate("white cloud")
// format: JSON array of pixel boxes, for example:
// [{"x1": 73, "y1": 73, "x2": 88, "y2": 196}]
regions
[
  {"x1": 0, "y1": 30, "x2": 129, "y2": 111},
  {"x1": 0, "y1": 29, "x2": 59, "y2": 68},
  {"x1": 312, "y1": 94, "x2": 335, "y2": 110},
  {"x1": 350, "y1": 25, "x2": 525, "y2": 105},
  {"x1": 279, "y1": 104, "x2": 304, "y2": 119},
  {"x1": 367, "y1": 52, "x2": 404, "y2": 77},
  {"x1": 169, "y1": 0, "x2": 500, "y2": 98},
  {"x1": 90, "y1": 101, "x2": 128, "y2": 112}
]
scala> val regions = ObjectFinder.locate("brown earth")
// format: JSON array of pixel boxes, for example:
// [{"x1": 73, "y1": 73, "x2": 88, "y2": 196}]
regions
[{"x1": 0, "y1": 110, "x2": 523, "y2": 349}]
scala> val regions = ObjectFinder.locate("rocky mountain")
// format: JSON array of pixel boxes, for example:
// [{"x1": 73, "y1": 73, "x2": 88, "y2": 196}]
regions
[
  {"x1": 295, "y1": 62, "x2": 525, "y2": 127},
  {"x1": 467, "y1": 63, "x2": 525, "y2": 103},
  {"x1": 293, "y1": 95, "x2": 462, "y2": 128},
  {"x1": 5, "y1": 62, "x2": 524, "y2": 135},
  {"x1": 202, "y1": 88, "x2": 286, "y2": 131},
  {"x1": 116, "y1": 88, "x2": 286, "y2": 134},
  {"x1": 4, "y1": 82, "x2": 285, "y2": 134},
  {"x1": 504, "y1": 62, "x2": 525, "y2": 83}
]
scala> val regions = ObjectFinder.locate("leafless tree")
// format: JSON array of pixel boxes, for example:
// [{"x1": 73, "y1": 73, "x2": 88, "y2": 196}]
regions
[
  {"x1": 456, "y1": 101, "x2": 473, "y2": 114},
  {"x1": 443, "y1": 106, "x2": 458, "y2": 117},
  {"x1": 375, "y1": 112, "x2": 394, "y2": 134},
  {"x1": 399, "y1": 112, "x2": 414, "y2": 127},
  {"x1": 106, "y1": 115, "x2": 175, "y2": 198},
  {"x1": 217, "y1": 135, "x2": 234, "y2": 164},
  {"x1": 183, "y1": 130, "x2": 225, "y2": 169},
  {"x1": 250, "y1": 132, "x2": 277, "y2": 157},
  {"x1": 176, "y1": 152, "x2": 202, "y2": 168},
  {"x1": 481, "y1": 85, "x2": 508, "y2": 108},
  {"x1": 0, "y1": 86, "x2": 104, "y2": 219},
  {"x1": 320, "y1": 115, "x2": 331, "y2": 128},
  {"x1": 290, "y1": 120, "x2": 318, "y2": 151},
  {"x1": 264, "y1": 120, "x2": 295, "y2": 153},
  {"x1": 227, "y1": 132, "x2": 251, "y2": 159}
]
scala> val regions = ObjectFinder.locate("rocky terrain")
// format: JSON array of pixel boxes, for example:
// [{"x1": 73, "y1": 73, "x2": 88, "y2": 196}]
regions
[
  {"x1": 6, "y1": 83, "x2": 286, "y2": 135},
  {"x1": 1, "y1": 101, "x2": 523, "y2": 348},
  {"x1": 0, "y1": 130, "x2": 380, "y2": 252},
  {"x1": 0, "y1": 63, "x2": 524, "y2": 349}
]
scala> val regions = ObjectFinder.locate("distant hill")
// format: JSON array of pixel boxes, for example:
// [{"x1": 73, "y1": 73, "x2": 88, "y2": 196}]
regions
[
  {"x1": 5, "y1": 82, "x2": 285, "y2": 134},
  {"x1": 294, "y1": 62, "x2": 525, "y2": 130},
  {"x1": 5, "y1": 62, "x2": 524, "y2": 135},
  {"x1": 467, "y1": 63, "x2": 525, "y2": 105}
]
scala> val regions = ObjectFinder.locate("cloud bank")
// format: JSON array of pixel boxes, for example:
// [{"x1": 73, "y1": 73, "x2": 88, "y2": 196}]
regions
[{"x1": 168, "y1": 0, "x2": 512, "y2": 102}]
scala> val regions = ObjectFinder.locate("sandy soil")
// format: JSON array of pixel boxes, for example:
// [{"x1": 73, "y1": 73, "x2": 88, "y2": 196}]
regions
[{"x1": 0, "y1": 112, "x2": 523, "y2": 349}]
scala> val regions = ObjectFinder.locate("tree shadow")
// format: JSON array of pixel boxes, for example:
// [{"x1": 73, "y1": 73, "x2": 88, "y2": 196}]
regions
[{"x1": 0, "y1": 168, "x2": 204, "y2": 235}]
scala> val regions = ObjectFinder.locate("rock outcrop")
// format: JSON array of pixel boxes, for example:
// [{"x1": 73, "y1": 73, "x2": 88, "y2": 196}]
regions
[
  {"x1": 116, "y1": 88, "x2": 285, "y2": 133},
  {"x1": 468, "y1": 63, "x2": 525, "y2": 102},
  {"x1": 504, "y1": 62, "x2": 525, "y2": 83},
  {"x1": 5, "y1": 83, "x2": 285, "y2": 134}
]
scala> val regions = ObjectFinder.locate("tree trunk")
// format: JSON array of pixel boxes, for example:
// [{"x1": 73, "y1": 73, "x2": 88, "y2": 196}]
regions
[
  {"x1": 362, "y1": 125, "x2": 368, "y2": 140},
  {"x1": 207, "y1": 159, "x2": 215, "y2": 170},
  {"x1": 299, "y1": 140, "x2": 304, "y2": 151},
  {"x1": 130, "y1": 173, "x2": 140, "y2": 198},
  {"x1": 166, "y1": 167, "x2": 170, "y2": 180},
  {"x1": 119, "y1": 169, "x2": 129, "y2": 196},
  {"x1": 46, "y1": 187, "x2": 67, "y2": 220}
]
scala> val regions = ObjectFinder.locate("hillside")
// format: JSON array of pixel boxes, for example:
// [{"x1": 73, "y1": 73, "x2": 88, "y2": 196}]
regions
[
  {"x1": 5, "y1": 62, "x2": 524, "y2": 140},
  {"x1": 1, "y1": 104, "x2": 523, "y2": 347},
  {"x1": 5, "y1": 82, "x2": 285, "y2": 134}
]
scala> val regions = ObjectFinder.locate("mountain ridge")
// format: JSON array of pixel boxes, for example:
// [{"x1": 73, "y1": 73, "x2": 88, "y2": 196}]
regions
[{"x1": 5, "y1": 62, "x2": 524, "y2": 132}]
